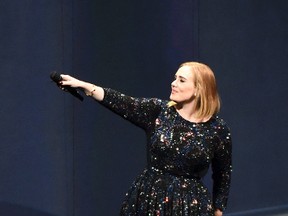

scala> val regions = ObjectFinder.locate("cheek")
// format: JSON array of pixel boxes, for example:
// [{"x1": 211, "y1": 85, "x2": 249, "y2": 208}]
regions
[
  {"x1": 182, "y1": 86, "x2": 195, "y2": 95},
  {"x1": 184, "y1": 92, "x2": 195, "y2": 100},
  {"x1": 182, "y1": 87, "x2": 196, "y2": 100}
]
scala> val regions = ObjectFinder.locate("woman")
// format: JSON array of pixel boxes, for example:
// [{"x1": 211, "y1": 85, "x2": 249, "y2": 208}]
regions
[{"x1": 59, "y1": 62, "x2": 232, "y2": 216}]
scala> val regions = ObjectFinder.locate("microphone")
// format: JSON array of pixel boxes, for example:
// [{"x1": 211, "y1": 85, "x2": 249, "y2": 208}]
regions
[{"x1": 50, "y1": 71, "x2": 84, "y2": 101}]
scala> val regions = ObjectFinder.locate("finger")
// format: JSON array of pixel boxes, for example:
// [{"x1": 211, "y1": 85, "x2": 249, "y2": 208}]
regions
[
  {"x1": 60, "y1": 80, "x2": 72, "y2": 86},
  {"x1": 60, "y1": 74, "x2": 68, "y2": 79},
  {"x1": 57, "y1": 83, "x2": 65, "y2": 91},
  {"x1": 60, "y1": 74, "x2": 72, "y2": 81}
]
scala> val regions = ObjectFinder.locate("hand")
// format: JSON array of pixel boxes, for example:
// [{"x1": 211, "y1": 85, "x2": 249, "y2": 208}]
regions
[
  {"x1": 60, "y1": 74, "x2": 84, "y2": 88},
  {"x1": 59, "y1": 74, "x2": 105, "y2": 101},
  {"x1": 214, "y1": 209, "x2": 223, "y2": 216}
]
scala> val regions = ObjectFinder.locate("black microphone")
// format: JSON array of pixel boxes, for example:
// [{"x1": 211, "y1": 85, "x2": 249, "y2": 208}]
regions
[{"x1": 50, "y1": 71, "x2": 84, "y2": 101}]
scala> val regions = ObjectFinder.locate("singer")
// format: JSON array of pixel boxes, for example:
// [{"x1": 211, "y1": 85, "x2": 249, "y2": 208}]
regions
[{"x1": 58, "y1": 62, "x2": 232, "y2": 216}]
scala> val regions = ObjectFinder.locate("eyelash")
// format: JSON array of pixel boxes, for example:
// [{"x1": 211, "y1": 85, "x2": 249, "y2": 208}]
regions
[{"x1": 173, "y1": 77, "x2": 185, "y2": 83}]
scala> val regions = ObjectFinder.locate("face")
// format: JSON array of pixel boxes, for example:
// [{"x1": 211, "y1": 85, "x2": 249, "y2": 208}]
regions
[{"x1": 170, "y1": 66, "x2": 197, "y2": 104}]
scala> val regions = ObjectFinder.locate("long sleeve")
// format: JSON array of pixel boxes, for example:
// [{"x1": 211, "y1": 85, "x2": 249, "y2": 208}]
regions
[
  {"x1": 211, "y1": 122, "x2": 232, "y2": 211},
  {"x1": 98, "y1": 88, "x2": 163, "y2": 130}
]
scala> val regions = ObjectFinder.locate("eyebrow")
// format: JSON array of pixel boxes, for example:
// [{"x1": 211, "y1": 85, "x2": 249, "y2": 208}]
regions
[{"x1": 175, "y1": 75, "x2": 187, "y2": 80}]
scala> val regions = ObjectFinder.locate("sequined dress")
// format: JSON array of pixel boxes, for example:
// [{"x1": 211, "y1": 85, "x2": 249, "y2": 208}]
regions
[{"x1": 99, "y1": 88, "x2": 232, "y2": 216}]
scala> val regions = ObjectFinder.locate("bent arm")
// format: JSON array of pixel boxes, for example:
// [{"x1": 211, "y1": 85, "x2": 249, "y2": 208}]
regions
[
  {"x1": 214, "y1": 209, "x2": 223, "y2": 216},
  {"x1": 60, "y1": 74, "x2": 104, "y2": 101},
  {"x1": 212, "y1": 123, "x2": 232, "y2": 212}
]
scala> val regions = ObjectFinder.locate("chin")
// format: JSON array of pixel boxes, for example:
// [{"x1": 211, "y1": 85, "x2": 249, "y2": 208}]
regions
[
  {"x1": 169, "y1": 96, "x2": 176, "y2": 101},
  {"x1": 170, "y1": 95, "x2": 178, "y2": 101}
]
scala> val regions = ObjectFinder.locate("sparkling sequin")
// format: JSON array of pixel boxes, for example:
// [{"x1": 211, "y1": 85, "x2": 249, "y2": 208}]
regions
[{"x1": 100, "y1": 88, "x2": 232, "y2": 216}]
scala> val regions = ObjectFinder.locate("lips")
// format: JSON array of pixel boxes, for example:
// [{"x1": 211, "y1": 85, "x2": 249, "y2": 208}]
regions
[{"x1": 171, "y1": 89, "x2": 178, "y2": 94}]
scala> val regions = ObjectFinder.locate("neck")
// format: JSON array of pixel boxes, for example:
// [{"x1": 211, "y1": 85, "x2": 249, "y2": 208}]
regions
[
  {"x1": 175, "y1": 102, "x2": 210, "y2": 123},
  {"x1": 176, "y1": 102, "x2": 198, "y2": 121}
]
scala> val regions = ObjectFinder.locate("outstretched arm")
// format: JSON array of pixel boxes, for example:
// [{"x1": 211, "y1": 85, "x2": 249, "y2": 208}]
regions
[
  {"x1": 59, "y1": 74, "x2": 104, "y2": 101},
  {"x1": 58, "y1": 74, "x2": 162, "y2": 130}
]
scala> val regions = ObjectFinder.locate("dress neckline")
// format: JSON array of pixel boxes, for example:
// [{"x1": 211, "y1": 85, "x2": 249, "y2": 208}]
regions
[{"x1": 172, "y1": 106, "x2": 214, "y2": 125}]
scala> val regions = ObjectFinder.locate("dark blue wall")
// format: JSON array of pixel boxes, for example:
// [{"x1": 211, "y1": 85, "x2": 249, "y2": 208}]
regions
[
  {"x1": 0, "y1": 0, "x2": 288, "y2": 216},
  {"x1": 0, "y1": 0, "x2": 74, "y2": 215},
  {"x1": 198, "y1": 1, "x2": 288, "y2": 214}
]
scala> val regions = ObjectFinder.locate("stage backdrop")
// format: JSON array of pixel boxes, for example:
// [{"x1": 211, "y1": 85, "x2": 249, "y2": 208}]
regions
[
  {"x1": 198, "y1": 1, "x2": 288, "y2": 214},
  {"x1": 0, "y1": 0, "x2": 74, "y2": 216},
  {"x1": 0, "y1": 0, "x2": 288, "y2": 216}
]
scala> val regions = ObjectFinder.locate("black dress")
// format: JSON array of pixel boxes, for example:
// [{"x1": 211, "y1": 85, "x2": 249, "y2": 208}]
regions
[{"x1": 99, "y1": 88, "x2": 232, "y2": 216}]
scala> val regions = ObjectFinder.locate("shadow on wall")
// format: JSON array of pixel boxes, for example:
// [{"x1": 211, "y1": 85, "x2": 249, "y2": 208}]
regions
[{"x1": 0, "y1": 202, "x2": 58, "y2": 216}]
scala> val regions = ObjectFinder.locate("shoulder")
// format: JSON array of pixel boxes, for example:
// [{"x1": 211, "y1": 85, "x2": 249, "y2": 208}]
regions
[
  {"x1": 143, "y1": 98, "x2": 169, "y2": 115},
  {"x1": 211, "y1": 116, "x2": 232, "y2": 135},
  {"x1": 213, "y1": 116, "x2": 229, "y2": 127}
]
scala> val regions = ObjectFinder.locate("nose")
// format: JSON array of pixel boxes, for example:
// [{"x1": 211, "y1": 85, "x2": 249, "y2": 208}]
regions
[{"x1": 171, "y1": 79, "x2": 177, "y2": 87}]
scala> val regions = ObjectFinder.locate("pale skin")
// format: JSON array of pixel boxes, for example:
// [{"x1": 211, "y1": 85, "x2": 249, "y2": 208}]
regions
[
  {"x1": 59, "y1": 70, "x2": 223, "y2": 216},
  {"x1": 59, "y1": 74, "x2": 104, "y2": 101},
  {"x1": 170, "y1": 65, "x2": 211, "y2": 124}
]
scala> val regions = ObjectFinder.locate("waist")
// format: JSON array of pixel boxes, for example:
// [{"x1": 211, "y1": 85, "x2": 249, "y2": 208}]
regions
[{"x1": 149, "y1": 166, "x2": 202, "y2": 180}]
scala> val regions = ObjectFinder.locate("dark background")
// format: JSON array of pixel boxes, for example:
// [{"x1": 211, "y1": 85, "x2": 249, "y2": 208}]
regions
[{"x1": 0, "y1": 0, "x2": 288, "y2": 215}]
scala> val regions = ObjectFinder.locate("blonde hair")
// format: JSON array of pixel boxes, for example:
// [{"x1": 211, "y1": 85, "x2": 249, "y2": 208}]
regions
[{"x1": 168, "y1": 62, "x2": 221, "y2": 119}]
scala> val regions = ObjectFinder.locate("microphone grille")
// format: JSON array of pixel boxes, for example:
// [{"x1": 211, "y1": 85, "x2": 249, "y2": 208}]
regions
[{"x1": 50, "y1": 71, "x2": 62, "y2": 82}]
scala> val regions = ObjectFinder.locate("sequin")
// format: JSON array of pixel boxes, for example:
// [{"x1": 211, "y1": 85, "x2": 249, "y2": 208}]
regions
[{"x1": 100, "y1": 88, "x2": 232, "y2": 215}]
